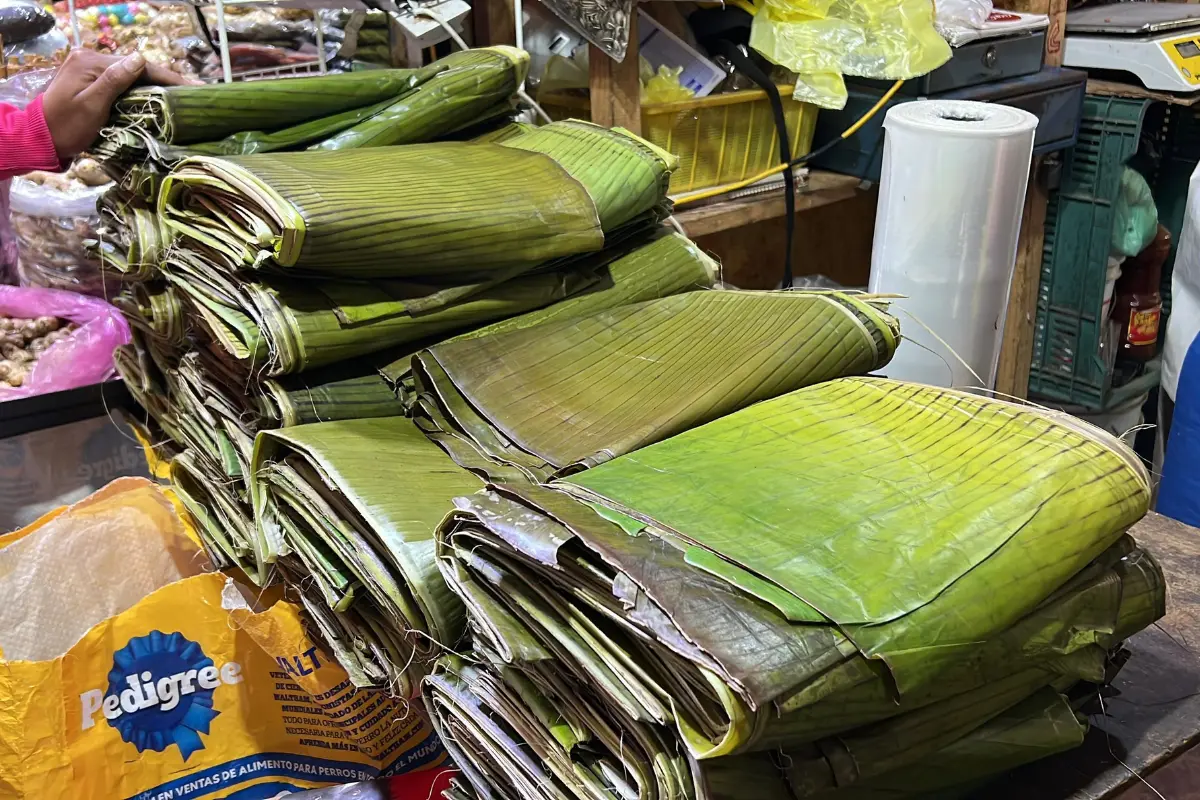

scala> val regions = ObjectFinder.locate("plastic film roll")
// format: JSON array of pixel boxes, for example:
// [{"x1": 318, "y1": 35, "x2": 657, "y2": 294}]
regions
[{"x1": 869, "y1": 99, "x2": 1038, "y2": 389}]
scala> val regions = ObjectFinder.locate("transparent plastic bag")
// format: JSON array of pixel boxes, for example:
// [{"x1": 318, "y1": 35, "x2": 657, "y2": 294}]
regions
[
  {"x1": 3, "y1": 28, "x2": 68, "y2": 73},
  {"x1": 749, "y1": 0, "x2": 952, "y2": 109},
  {"x1": 0, "y1": 181, "x2": 16, "y2": 286},
  {"x1": 0, "y1": 69, "x2": 54, "y2": 288},
  {"x1": 1112, "y1": 167, "x2": 1160, "y2": 258},
  {"x1": 9, "y1": 173, "x2": 117, "y2": 298},
  {"x1": 0, "y1": 285, "x2": 130, "y2": 399},
  {"x1": 935, "y1": 0, "x2": 994, "y2": 32}
]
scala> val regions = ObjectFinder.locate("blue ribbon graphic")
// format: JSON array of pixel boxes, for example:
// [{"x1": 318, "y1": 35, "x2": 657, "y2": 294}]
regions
[{"x1": 106, "y1": 630, "x2": 221, "y2": 761}]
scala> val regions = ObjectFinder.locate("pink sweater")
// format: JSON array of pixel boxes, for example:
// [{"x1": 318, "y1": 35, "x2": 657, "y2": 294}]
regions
[{"x1": 0, "y1": 96, "x2": 62, "y2": 180}]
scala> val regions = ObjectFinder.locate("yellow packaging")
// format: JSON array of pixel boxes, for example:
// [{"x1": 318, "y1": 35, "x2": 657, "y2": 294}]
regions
[{"x1": 0, "y1": 479, "x2": 447, "y2": 799}]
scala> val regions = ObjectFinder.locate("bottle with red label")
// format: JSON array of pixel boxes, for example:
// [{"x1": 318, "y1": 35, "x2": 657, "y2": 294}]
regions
[{"x1": 1112, "y1": 223, "x2": 1170, "y2": 362}]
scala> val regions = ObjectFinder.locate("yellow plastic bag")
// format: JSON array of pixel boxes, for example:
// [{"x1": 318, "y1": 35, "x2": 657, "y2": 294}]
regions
[
  {"x1": 0, "y1": 478, "x2": 446, "y2": 799},
  {"x1": 749, "y1": 0, "x2": 952, "y2": 109}
]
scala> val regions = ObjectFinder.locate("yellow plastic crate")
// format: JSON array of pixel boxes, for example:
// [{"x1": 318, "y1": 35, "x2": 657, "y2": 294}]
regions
[{"x1": 541, "y1": 85, "x2": 818, "y2": 194}]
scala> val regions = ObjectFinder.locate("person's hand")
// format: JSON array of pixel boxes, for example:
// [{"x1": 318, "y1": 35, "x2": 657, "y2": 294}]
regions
[{"x1": 41, "y1": 48, "x2": 197, "y2": 160}]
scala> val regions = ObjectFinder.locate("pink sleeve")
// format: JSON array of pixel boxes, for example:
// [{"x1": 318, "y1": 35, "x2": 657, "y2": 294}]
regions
[{"x1": 0, "y1": 95, "x2": 64, "y2": 181}]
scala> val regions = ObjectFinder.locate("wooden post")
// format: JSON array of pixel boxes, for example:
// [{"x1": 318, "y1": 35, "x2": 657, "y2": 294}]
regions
[
  {"x1": 588, "y1": 38, "x2": 642, "y2": 134},
  {"x1": 473, "y1": 0, "x2": 515, "y2": 47},
  {"x1": 993, "y1": 0, "x2": 1068, "y2": 399}
]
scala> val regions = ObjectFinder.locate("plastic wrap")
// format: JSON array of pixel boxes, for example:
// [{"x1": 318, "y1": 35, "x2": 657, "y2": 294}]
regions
[
  {"x1": 0, "y1": 69, "x2": 53, "y2": 288},
  {"x1": 749, "y1": 0, "x2": 952, "y2": 109},
  {"x1": 935, "y1": 0, "x2": 994, "y2": 33},
  {"x1": 3, "y1": 27, "x2": 68, "y2": 73},
  {"x1": 0, "y1": 285, "x2": 130, "y2": 400},
  {"x1": 10, "y1": 173, "x2": 116, "y2": 297},
  {"x1": 1112, "y1": 167, "x2": 1160, "y2": 258},
  {"x1": 869, "y1": 100, "x2": 1038, "y2": 389},
  {"x1": 0, "y1": 182, "x2": 15, "y2": 286}
]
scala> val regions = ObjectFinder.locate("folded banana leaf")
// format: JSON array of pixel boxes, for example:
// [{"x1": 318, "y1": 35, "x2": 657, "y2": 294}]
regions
[
  {"x1": 379, "y1": 229, "x2": 717, "y2": 401},
  {"x1": 170, "y1": 448, "x2": 257, "y2": 575},
  {"x1": 114, "y1": 333, "x2": 180, "y2": 439},
  {"x1": 114, "y1": 68, "x2": 431, "y2": 145},
  {"x1": 165, "y1": 350, "x2": 260, "y2": 482},
  {"x1": 93, "y1": 190, "x2": 173, "y2": 280},
  {"x1": 158, "y1": 121, "x2": 673, "y2": 280},
  {"x1": 425, "y1": 653, "x2": 1090, "y2": 800},
  {"x1": 311, "y1": 47, "x2": 527, "y2": 151},
  {"x1": 113, "y1": 283, "x2": 186, "y2": 347},
  {"x1": 94, "y1": 47, "x2": 527, "y2": 202},
  {"x1": 412, "y1": 290, "x2": 898, "y2": 481},
  {"x1": 434, "y1": 378, "x2": 1157, "y2": 768},
  {"x1": 260, "y1": 351, "x2": 411, "y2": 427},
  {"x1": 811, "y1": 687, "x2": 1086, "y2": 800},
  {"x1": 249, "y1": 416, "x2": 482, "y2": 687},
  {"x1": 161, "y1": 247, "x2": 601, "y2": 376}
]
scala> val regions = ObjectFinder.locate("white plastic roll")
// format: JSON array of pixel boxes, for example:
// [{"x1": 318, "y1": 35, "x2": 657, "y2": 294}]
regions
[{"x1": 869, "y1": 100, "x2": 1038, "y2": 390}]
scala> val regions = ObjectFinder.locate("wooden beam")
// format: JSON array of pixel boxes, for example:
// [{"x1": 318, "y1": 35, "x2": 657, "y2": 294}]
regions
[
  {"x1": 588, "y1": 41, "x2": 642, "y2": 134},
  {"x1": 993, "y1": 0, "x2": 1067, "y2": 399},
  {"x1": 472, "y1": 0, "x2": 515, "y2": 48},
  {"x1": 674, "y1": 172, "x2": 863, "y2": 238},
  {"x1": 995, "y1": 163, "x2": 1047, "y2": 399}
]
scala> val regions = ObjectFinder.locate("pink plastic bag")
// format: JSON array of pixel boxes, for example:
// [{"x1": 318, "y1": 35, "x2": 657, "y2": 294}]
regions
[{"x1": 0, "y1": 285, "x2": 130, "y2": 400}]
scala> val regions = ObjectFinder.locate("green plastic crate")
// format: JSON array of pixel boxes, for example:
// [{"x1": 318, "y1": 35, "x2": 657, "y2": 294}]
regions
[{"x1": 1028, "y1": 95, "x2": 1150, "y2": 409}]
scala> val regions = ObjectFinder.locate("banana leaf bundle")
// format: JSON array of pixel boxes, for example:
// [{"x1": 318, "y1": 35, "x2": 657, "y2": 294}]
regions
[
  {"x1": 426, "y1": 654, "x2": 1096, "y2": 800},
  {"x1": 161, "y1": 247, "x2": 600, "y2": 376},
  {"x1": 113, "y1": 335, "x2": 182, "y2": 443},
  {"x1": 92, "y1": 48, "x2": 528, "y2": 189},
  {"x1": 430, "y1": 379, "x2": 1162, "y2": 797},
  {"x1": 129, "y1": 230, "x2": 716, "y2": 489},
  {"x1": 411, "y1": 290, "x2": 898, "y2": 481},
  {"x1": 248, "y1": 416, "x2": 482, "y2": 691},
  {"x1": 158, "y1": 120, "x2": 674, "y2": 280},
  {"x1": 113, "y1": 283, "x2": 186, "y2": 348},
  {"x1": 170, "y1": 448, "x2": 257, "y2": 574},
  {"x1": 91, "y1": 190, "x2": 173, "y2": 280},
  {"x1": 380, "y1": 229, "x2": 717, "y2": 403}
]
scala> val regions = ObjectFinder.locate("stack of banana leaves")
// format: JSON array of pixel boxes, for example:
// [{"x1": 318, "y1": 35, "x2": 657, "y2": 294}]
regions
[
  {"x1": 411, "y1": 288, "x2": 899, "y2": 481},
  {"x1": 427, "y1": 377, "x2": 1166, "y2": 799},
  {"x1": 90, "y1": 46, "x2": 529, "y2": 281},
  {"x1": 241, "y1": 290, "x2": 896, "y2": 691},
  {"x1": 105, "y1": 100, "x2": 730, "y2": 595}
]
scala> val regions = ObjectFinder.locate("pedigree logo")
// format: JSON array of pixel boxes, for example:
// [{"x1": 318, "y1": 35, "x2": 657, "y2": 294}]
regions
[{"x1": 79, "y1": 631, "x2": 243, "y2": 760}]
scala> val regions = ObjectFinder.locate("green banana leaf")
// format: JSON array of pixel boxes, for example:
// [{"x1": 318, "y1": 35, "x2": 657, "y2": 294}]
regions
[
  {"x1": 424, "y1": 654, "x2": 1090, "y2": 800},
  {"x1": 312, "y1": 47, "x2": 527, "y2": 151},
  {"x1": 436, "y1": 481, "x2": 1159, "y2": 763},
  {"x1": 156, "y1": 352, "x2": 252, "y2": 483},
  {"x1": 114, "y1": 68, "x2": 432, "y2": 145},
  {"x1": 161, "y1": 248, "x2": 602, "y2": 375},
  {"x1": 94, "y1": 190, "x2": 172, "y2": 280},
  {"x1": 113, "y1": 283, "x2": 186, "y2": 347},
  {"x1": 113, "y1": 336, "x2": 174, "y2": 424},
  {"x1": 379, "y1": 229, "x2": 718, "y2": 399},
  {"x1": 809, "y1": 688, "x2": 1086, "y2": 799},
  {"x1": 260, "y1": 352, "x2": 410, "y2": 427},
  {"x1": 432, "y1": 380, "x2": 1158, "y2": 765},
  {"x1": 412, "y1": 290, "x2": 898, "y2": 481},
  {"x1": 249, "y1": 416, "x2": 483, "y2": 687},
  {"x1": 158, "y1": 121, "x2": 673, "y2": 280},
  {"x1": 562, "y1": 379, "x2": 1150, "y2": 697},
  {"x1": 169, "y1": 448, "x2": 258, "y2": 575}
]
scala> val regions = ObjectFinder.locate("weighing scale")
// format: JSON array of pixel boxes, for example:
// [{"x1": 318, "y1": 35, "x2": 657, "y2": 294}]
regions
[{"x1": 1064, "y1": 3, "x2": 1200, "y2": 93}]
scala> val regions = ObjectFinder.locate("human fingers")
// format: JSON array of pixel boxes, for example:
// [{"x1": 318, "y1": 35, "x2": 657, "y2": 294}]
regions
[{"x1": 78, "y1": 52, "x2": 147, "y2": 107}]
